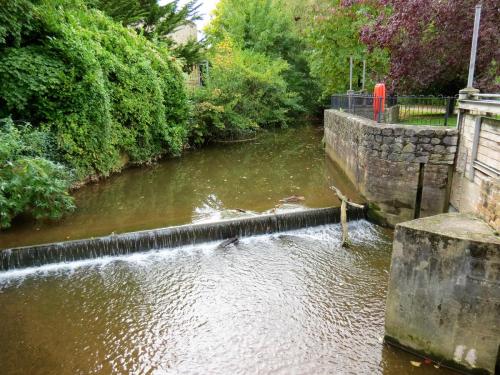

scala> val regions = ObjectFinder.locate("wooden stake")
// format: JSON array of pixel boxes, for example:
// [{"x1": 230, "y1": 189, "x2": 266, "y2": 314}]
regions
[
  {"x1": 330, "y1": 186, "x2": 364, "y2": 247},
  {"x1": 340, "y1": 199, "x2": 349, "y2": 247}
]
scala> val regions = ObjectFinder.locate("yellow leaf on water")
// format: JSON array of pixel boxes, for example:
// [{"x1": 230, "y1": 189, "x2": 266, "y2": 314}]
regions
[{"x1": 410, "y1": 361, "x2": 422, "y2": 367}]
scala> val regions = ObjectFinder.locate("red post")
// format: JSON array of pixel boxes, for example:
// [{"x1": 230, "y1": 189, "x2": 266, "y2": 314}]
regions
[{"x1": 373, "y1": 83, "x2": 386, "y2": 123}]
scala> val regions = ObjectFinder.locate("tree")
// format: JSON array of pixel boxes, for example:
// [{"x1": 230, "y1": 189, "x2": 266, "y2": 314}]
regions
[
  {"x1": 206, "y1": 0, "x2": 321, "y2": 113},
  {"x1": 299, "y1": 0, "x2": 388, "y2": 98},
  {"x1": 190, "y1": 37, "x2": 302, "y2": 144},
  {"x1": 90, "y1": 0, "x2": 205, "y2": 70},
  {"x1": 360, "y1": 0, "x2": 500, "y2": 94}
]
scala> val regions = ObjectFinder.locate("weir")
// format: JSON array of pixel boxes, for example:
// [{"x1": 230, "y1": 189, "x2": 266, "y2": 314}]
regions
[{"x1": 0, "y1": 206, "x2": 366, "y2": 271}]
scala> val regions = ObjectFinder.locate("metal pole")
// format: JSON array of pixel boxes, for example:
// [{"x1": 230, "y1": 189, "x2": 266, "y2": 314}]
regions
[
  {"x1": 467, "y1": 4, "x2": 482, "y2": 88},
  {"x1": 444, "y1": 97, "x2": 451, "y2": 126},
  {"x1": 377, "y1": 97, "x2": 383, "y2": 123},
  {"x1": 349, "y1": 56, "x2": 353, "y2": 91},
  {"x1": 362, "y1": 59, "x2": 366, "y2": 91}
]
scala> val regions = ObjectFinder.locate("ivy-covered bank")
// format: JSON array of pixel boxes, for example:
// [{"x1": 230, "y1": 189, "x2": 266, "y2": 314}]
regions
[{"x1": 0, "y1": 0, "x2": 189, "y2": 227}]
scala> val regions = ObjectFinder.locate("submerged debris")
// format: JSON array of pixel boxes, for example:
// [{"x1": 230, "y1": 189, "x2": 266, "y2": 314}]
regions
[
  {"x1": 279, "y1": 195, "x2": 305, "y2": 203},
  {"x1": 217, "y1": 237, "x2": 239, "y2": 249}
]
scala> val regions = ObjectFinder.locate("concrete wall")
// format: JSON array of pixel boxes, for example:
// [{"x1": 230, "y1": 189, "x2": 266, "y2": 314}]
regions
[
  {"x1": 324, "y1": 110, "x2": 458, "y2": 226},
  {"x1": 451, "y1": 103, "x2": 500, "y2": 230},
  {"x1": 385, "y1": 213, "x2": 500, "y2": 374}
]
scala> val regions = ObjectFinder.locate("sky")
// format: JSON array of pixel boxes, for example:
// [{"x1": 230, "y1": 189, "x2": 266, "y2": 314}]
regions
[{"x1": 160, "y1": 0, "x2": 220, "y2": 35}]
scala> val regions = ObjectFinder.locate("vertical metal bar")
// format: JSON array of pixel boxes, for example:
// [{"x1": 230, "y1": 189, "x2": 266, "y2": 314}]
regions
[
  {"x1": 377, "y1": 97, "x2": 382, "y2": 123},
  {"x1": 444, "y1": 97, "x2": 451, "y2": 126},
  {"x1": 349, "y1": 56, "x2": 353, "y2": 91},
  {"x1": 467, "y1": 117, "x2": 482, "y2": 180},
  {"x1": 362, "y1": 59, "x2": 366, "y2": 91},
  {"x1": 467, "y1": 4, "x2": 482, "y2": 88}
]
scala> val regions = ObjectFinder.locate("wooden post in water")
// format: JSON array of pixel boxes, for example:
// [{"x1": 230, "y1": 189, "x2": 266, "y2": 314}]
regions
[{"x1": 330, "y1": 186, "x2": 364, "y2": 247}]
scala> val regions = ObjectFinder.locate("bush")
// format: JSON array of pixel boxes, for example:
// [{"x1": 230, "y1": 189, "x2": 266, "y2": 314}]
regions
[
  {"x1": 0, "y1": 0, "x2": 189, "y2": 179},
  {"x1": 0, "y1": 118, "x2": 75, "y2": 228},
  {"x1": 189, "y1": 38, "x2": 302, "y2": 144}
]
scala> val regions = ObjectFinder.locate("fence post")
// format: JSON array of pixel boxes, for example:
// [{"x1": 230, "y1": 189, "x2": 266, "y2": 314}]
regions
[
  {"x1": 347, "y1": 90, "x2": 354, "y2": 113},
  {"x1": 377, "y1": 96, "x2": 383, "y2": 123},
  {"x1": 444, "y1": 97, "x2": 451, "y2": 126}
]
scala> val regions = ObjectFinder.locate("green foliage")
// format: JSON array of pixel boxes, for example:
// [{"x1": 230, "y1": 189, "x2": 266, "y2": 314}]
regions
[
  {"x1": 206, "y1": 0, "x2": 321, "y2": 113},
  {"x1": 0, "y1": 118, "x2": 75, "y2": 228},
  {"x1": 89, "y1": 0, "x2": 206, "y2": 69},
  {"x1": 301, "y1": 0, "x2": 388, "y2": 98},
  {"x1": 0, "y1": 0, "x2": 189, "y2": 179},
  {"x1": 190, "y1": 38, "x2": 302, "y2": 144}
]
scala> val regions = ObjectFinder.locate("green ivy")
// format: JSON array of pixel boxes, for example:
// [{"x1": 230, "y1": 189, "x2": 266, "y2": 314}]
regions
[{"x1": 0, "y1": 0, "x2": 189, "y2": 179}]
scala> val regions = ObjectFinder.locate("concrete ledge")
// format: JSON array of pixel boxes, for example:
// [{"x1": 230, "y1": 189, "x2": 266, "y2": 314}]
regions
[
  {"x1": 0, "y1": 206, "x2": 366, "y2": 271},
  {"x1": 385, "y1": 213, "x2": 500, "y2": 374}
]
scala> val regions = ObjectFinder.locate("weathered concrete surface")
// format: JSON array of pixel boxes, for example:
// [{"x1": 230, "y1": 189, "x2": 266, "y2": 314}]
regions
[
  {"x1": 324, "y1": 109, "x2": 458, "y2": 226},
  {"x1": 385, "y1": 213, "x2": 500, "y2": 374}
]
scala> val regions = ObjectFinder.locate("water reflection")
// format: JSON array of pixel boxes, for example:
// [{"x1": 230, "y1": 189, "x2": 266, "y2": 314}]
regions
[{"x1": 1, "y1": 125, "x2": 362, "y2": 249}]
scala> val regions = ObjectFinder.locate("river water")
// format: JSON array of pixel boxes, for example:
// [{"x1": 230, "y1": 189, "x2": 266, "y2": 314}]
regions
[
  {"x1": 1, "y1": 125, "x2": 361, "y2": 249},
  {"x1": 0, "y1": 125, "x2": 454, "y2": 374},
  {"x1": 0, "y1": 221, "x2": 453, "y2": 374}
]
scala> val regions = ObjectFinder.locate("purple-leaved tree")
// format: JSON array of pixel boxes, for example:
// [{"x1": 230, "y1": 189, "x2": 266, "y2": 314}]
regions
[{"x1": 356, "y1": 0, "x2": 499, "y2": 94}]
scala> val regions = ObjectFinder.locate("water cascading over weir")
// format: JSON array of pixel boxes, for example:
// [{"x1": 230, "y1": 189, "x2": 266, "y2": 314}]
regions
[{"x1": 0, "y1": 206, "x2": 366, "y2": 271}]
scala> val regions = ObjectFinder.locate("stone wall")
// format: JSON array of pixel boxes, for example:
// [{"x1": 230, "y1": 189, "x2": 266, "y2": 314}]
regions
[
  {"x1": 385, "y1": 213, "x2": 500, "y2": 374},
  {"x1": 450, "y1": 108, "x2": 500, "y2": 231},
  {"x1": 324, "y1": 109, "x2": 458, "y2": 226}
]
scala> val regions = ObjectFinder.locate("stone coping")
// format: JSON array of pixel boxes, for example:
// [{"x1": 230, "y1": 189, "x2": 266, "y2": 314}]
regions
[{"x1": 397, "y1": 212, "x2": 500, "y2": 244}]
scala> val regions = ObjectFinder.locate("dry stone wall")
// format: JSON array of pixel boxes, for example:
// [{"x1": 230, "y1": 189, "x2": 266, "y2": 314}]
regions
[{"x1": 324, "y1": 109, "x2": 458, "y2": 226}]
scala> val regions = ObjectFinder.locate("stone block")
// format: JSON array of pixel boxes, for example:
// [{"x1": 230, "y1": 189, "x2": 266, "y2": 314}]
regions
[
  {"x1": 402, "y1": 153, "x2": 416, "y2": 162},
  {"x1": 388, "y1": 153, "x2": 402, "y2": 161},
  {"x1": 419, "y1": 137, "x2": 431, "y2": 144},
  {"x1": 431, "y1": 138, "x2": 441, "y2": 145},
  {"x1": 443, "y1": 136, "x2": 458, "y2": 146},
  {"x1": 393, "y1": 128, "x2": 404, "y2": 136},
  {"x1": 383, "y1": 136, "x2": 394, "y2": 144},
  {"x1": 391, "y1": 143, "x2": 403, "y2": 153},
  {"x1": 433, "y1": 145, "x2": 446, "y2": 154},
  {"x1": 402, "y1": 143, "x2": 416, "y2": 153},
  {"x1": 405, "y1": 129, "x2": 416, "y2": 136},
  {"x1": 382, "y1": 128, "x2": 393, "y2": 136},
  {"x1": 418, "y1": 129, "x2": 435, "y2": 137},
  {"x1": 385, "y1": 214, "x2": 500, "y2": 375}
]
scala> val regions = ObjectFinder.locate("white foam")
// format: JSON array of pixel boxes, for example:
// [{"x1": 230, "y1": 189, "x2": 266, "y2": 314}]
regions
[{"x1": 0, "y1": 220, "x2": 388, "y2": 283}]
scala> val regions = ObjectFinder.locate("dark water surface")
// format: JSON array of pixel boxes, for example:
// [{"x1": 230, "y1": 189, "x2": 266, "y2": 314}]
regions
[
  {"x1": 0, "y1": 221, "x2": 453, "y2": 375},
  {"x1": 1, "y1": 125, "x2": 361, "y2": 249}
]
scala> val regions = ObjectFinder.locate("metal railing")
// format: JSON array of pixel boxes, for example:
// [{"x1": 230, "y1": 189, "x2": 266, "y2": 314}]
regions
[{"x1": 331, "y1": 94, "x2": 458, "y2": 126}]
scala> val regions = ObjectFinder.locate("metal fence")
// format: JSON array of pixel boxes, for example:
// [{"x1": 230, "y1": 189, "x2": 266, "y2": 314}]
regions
[{"x1": 330, "y1": 94, "x2": 458, "y2": 126}]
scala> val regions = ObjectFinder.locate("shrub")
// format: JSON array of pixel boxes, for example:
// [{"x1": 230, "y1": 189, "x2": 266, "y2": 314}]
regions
[
  {"x1": 189, "y1": 38, "x2": 302, "y2": 144},
  {"x1": 0, "y1": 118, "x2": 75, "y2": 228}
]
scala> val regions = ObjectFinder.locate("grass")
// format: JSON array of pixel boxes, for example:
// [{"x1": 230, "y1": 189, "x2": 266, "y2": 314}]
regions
[
  {"x1": 399, "y1": 114, "x2": 457, "y2": 126},
  {"x1": 397, "y1": 104, "x2": 457, "y2": 126}
]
